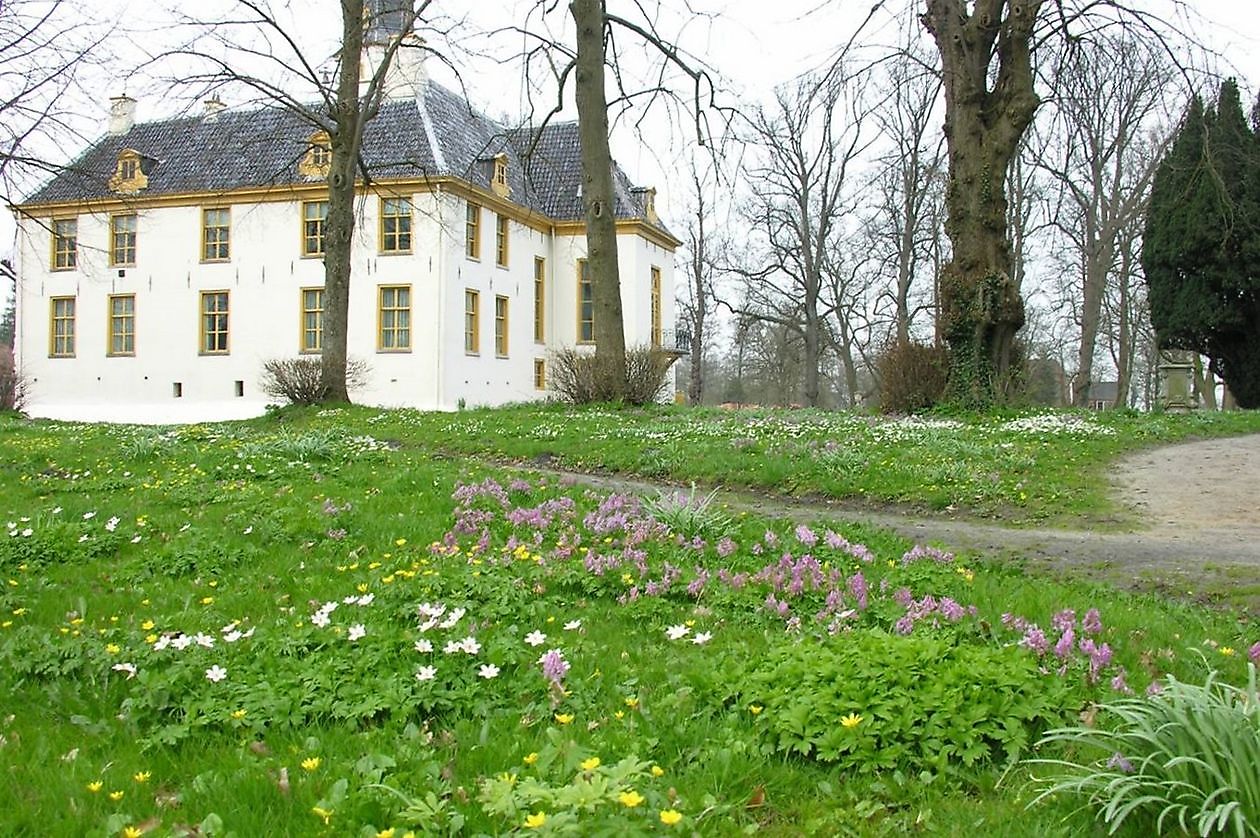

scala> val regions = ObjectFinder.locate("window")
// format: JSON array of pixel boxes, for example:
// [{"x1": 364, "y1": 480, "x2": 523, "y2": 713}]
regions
[
  {"x1": 577, "y1": 259, "x2": 594, "y2": 343},
  {"x1": 311, "y1": 144, "x2": 331, "y2": 168},
  {"x1": 51, "y1": 218, "x2": 77, "y2": 270},
  {"x1": 49, "y1": 297, "x2": 75, "y2": 357},
  {"x1": 111, "y1": 214, "x2": 137, "y2": 266},
  {"x1": 491, "y1": 153, "x2": 510, "y2": 197},
  {"x1": 120, "y1": 159, "x2": 138, "y2": 181},
  {"x1": 380, "y1": 197, "x2": 412, "y2": 253},
  {"x1": 378, "y1": 285, "x2": 411, "y2": 350},
  {"x1": 495, "y1": 213, "x2": 509, "y2": 267},
  {"x1": 108, "y1": 294, "x2": 135, "y2": 356},
  {"x1": 301, "y1": 287, "x2": 324, "y2": 352},
  {"x1": 533, "y1": 257, "x2": 545, "y2": 343},
  {"x1": 464, "y1": 290, "x2": 480, "y2": 354},
  {"x1": 534, "y1": 358, "x2": 546, "y2": 390},
  {"x1": 651, "y1": 266, "x2": 662, "y2": 348},
  {"x1": 495, "y1": 295, "x2": 509, "y2": 357},
  {"x1": 465, "y1": 201, "x2": 481, "y2": 259},
  {"x1": 302, "y1": 200, "x2": 328, "y2": 257},
  {"x1": 200, "y1": 291, "x2": 230, "y2": 354},
  {"x1": 202, "y1": 208, "x2": 230, "y2": 261},
  {"x1": 299, "y1": 131, "x2": 332, "y2": 178},
  {"x1": 108, "y1": 149, "x2": 148, "y2": 193}
]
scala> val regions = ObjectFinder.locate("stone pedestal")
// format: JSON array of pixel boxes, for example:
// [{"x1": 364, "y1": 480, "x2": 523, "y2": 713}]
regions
[{"x1": 1158, "y1": 360, "x2": 1195, "y2": 412}]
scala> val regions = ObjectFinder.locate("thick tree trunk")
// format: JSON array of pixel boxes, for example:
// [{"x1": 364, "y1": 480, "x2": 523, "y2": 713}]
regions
[
  {"x1": 803, "y1": 296, "x2": 821, "y2": 407},
  {"x1": 1071, "y1": 244, "x2": 1111, "y2": 407},
  {"x1": 571, "y1": 0, "x2": 627, "y2": 388},
  {"x1": 923, "y1": 0, "x2": 1042, "y2": 406}
]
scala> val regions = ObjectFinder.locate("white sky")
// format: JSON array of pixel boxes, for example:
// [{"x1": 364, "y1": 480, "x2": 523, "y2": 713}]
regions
[{"x1": 7, "y1": 0, "x2": 1260, "y2": 309}]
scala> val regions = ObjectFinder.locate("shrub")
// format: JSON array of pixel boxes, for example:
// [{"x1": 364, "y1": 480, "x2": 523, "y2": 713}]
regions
[
  {"x1": 1026, "y1": 664, "x2": 1260, "y2": 836},
  {"x1": 0, "y1": 344, "x2": 28, "y2": 412},
  {"x1": 641, "y1": 484, "x2": 733, "y2": 539},
  {"x1": 259, "y1": 357, "x2": 370, "y2": 405},
  {"x1": 876, "y1": 341, "x2": 949, "y2": 414},
  {"x1": 549, "y1": 345, "x2": 672, "y2": 406}
]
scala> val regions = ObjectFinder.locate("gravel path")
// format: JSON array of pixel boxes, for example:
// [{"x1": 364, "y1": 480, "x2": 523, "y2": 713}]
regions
[{"x1": 539, "y1": 433, "x2": 1260, "y2": 609}]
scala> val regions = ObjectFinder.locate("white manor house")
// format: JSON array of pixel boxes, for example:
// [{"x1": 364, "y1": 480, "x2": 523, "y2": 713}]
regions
[{"x1": 13, "y1": 32, "x2": 678, "y2": 422}]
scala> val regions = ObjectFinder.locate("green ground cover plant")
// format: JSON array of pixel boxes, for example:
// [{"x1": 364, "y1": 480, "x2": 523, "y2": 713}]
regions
[{"x1": 0, "y1": 407, "x2": 1257, "y2": 836}]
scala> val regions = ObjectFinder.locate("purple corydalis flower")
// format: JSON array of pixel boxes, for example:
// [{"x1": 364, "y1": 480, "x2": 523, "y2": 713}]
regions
[
  {"x1": 1054, "y1": 627, "x2": 1075, "y2": 660},
  {"x1": 539, "y1": 649, "x2": 569, "y2": 685},
  {"x1": 847, "y1": 572, "x2": 869, "y2": 611},
  {"x1": 1110, "y1": 668, "x2": 1133, "y2": 695},
  {"x1": 795, "y1": 524, "x2": 817, "y2": 547},
  {"x1": 1249, "y1": 641, "x2": 1260, "y2": 664},
  {"x1": 716, "y1": 537, "x2": 737, "y2": 558},
  {"x1": 1022, "y1": 627, "x2": 1049, "y2": 655},
  {"x1": 1106, "y1": 752, "x2": 1134, "y2": 774},
  {"x1": 939, "y1": 598, "x2": 964, "y2": 622},
  {"x1": 1082, "y1": 608, "x2": 1103, "y2": 635},
  {"x1": 1051, "y1": 609, "x2": 1076, "y2": 633}
]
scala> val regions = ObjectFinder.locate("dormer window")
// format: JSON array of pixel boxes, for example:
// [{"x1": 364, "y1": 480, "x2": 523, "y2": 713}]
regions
[
  {"x1": 491, "y1": 153, "x2": 510, "y2": 198},
  {"x1": 108, "y1": 149, "x2": 148, "y2": 193},
  {"x1": 299, "y1": 131, "x2": 332, "y2": 179},
  {"x1": 644, "y1": 187, "x2": 658, "y2": 224}
]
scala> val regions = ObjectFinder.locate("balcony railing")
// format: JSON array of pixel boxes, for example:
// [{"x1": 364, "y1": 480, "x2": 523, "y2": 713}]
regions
[{"x1": 659, "y1": 328, "x2": 692, "y2": 355}]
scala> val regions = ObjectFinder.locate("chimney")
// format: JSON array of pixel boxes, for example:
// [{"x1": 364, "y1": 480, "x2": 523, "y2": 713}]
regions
[
  {"x1": 360, "y1": 35, "x2": 428, "y2": 101},
  {"x1": 203, "y1": 96, "x2": 226, "y2": 122},
  {"x1": 108, "y1": 95, "x2": 137, "y2": 136}
]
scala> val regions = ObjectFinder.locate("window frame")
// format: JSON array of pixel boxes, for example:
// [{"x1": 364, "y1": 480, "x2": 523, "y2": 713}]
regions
[
  {"x1": 494, "y1": 295, "x2": 509, "y2": 357},
  {"x1": 302, "y1": 199, "x2": 329, "y2": 258},
  {"x1": 199, "y1": 290, "x2": 230, "y2": 355},
  {"x1": 51, "y1": 217, "x2": 78, "y2": 270},
  {"x1": 377, "y1": 284, "x2": 412, "y2": 352},
  {"x1": 533, "y1": 256, "x2": 546, "y2": 343},
  {"x1": 464, "y1": 289, "x2": 480, "y2": 355},
  {"x1": 577, "y1": 258, "x2": 594, "y2": 344},
  {"x1": 107, "y1": 293, "x2": 136, "y2": 357},
  {"x1": 379, "y1": 196, "x2": 413, "y2": 254},
  {"x1": 465, "y1": 201, "x2": 481, "y2": 260},
  {"x1": 110, "y1": 213, "x2": 137, "y2": 267},
  {"x1": 300, "y1": 286, "x2": 324, "y2": 353},
  {"x1": 534, "y1": 358, "x2": 546, "y2": 390},
  {"x1": 201, "y1": 207, "x2": 231, "y2": 263},
  {"x1": 49, "y1": 296, "x2": 76, "y2": 357},
  {"x1": 650, "y1": 265, "x2": 662, "y2": 348},
  {"x1": 495, "y1": 213, "x2": 509, "y2": 267}
]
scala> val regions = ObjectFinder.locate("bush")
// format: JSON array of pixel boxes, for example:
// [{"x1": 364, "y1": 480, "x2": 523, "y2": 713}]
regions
[
  {"x1": 876, "y1": 341, "x2": 949, "y2": 413},
  {"x1": 549, "y1": 345, "x2": 672, "y2": 406},
  {"x1": 0, "y1": 344, "x2": 28, "y2": 412},
  {"x1": 259, "y1": 357, "x2": 370, "y2": 405},
  {"x1": 1027, "y1": 664, "x2": 1260, "y2": 836}
]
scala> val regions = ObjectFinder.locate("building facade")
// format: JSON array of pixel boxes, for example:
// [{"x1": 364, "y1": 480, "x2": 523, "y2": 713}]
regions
[{"x1": 14, "y1": 51, "x2": 677, "y2": 422}]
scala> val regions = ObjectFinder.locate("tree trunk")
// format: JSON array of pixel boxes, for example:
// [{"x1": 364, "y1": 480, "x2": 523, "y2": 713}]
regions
[
  {"x1": 570, "y1": 0, "x2": 627, "y2": 389},
  {"x1": 923, "y1": 0, "x2": 1042, "y2": 406},
  {"x1": 803, "y1": 295, "x2": 821, "y2": 407},
  {"x1": 320, "y1": 0, "x2": 368, "y2": 404},
  {"x1": 688, "y1": 271, "x2": 705, "y2": 403},
  {"x1": 1071, "y1": 244, "x2": 1111, "y2": 407}
]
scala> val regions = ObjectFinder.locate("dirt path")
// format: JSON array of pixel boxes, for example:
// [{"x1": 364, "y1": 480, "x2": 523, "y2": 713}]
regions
[{"x1": 538, "y1": 434, "x2": 1260, "y2": 609}]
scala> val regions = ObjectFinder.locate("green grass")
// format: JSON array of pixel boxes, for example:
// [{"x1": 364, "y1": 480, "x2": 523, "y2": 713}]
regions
[{"x1": 0, "y1": 407, "x2": 1257, "y2": 836}]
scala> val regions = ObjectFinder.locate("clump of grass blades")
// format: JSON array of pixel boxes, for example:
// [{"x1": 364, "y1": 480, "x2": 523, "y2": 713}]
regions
[
  {"x1": 241, "y1": 428, "x2": 343, "y2": 462},
  {"x1": 118, "y1": 429, "x2": 175, "y2": 460},
  {"x1": 1025, "y1": 663, "x2": 1260, "y2": 836},
  {"x1": 641, "y1": 483, "x2": 733, "y2": 539}
]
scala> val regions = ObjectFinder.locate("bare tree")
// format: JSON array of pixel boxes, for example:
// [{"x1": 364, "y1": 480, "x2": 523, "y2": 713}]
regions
[
  {"x1": 1036, "y1": 35, "x2": 1176, "y2": 407},
  {"x1": 677, "y1": 156, "x2": 725, "y2": 404},
  {"x1": 168, "y1": 0, "x2": 436, "y2": 402},
  {"x1": 735, "y1": 70, "x2": 873, "y2": 407}
]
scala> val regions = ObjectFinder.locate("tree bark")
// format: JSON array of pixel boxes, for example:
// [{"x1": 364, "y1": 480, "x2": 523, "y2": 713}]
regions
[
  {"x1": 570, "y1": 0, "x2": 627, "y2": 387},
  {"x1": 923, "y1": 0, "x2": 1043, "y2": 405}
]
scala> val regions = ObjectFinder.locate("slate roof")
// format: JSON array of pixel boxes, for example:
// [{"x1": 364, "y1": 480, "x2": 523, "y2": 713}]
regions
[{"x1": 23, "y1": 82, "x2": 672, "y2": 238}]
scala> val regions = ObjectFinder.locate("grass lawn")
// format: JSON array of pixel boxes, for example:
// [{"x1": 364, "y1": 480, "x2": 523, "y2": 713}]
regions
[{"x1": 1, "y1": 406, "x2": 1257, "y2": 836}]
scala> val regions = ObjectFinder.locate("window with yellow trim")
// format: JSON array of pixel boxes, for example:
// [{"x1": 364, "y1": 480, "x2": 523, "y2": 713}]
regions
[
  {"x1": 49, "y1": 296, "x2": 75, "y2": 357},
  {"x1": 534, "y1": 358, "x2": 546, "y2": 390},
  {"x1": 299, "y1": 132, "x2": 332, "y2": 178},
  {"x1": 651, "y1": 266, "x2": 662, "y2": 348},
  {"x1": 533, "y1": 257, "x2": 545, "y2": 343},
  {"x1": 378, "y1": 285, "x2": 411, "y2": 350},
  {"x1": 110, "y1": 214, "x2": 137, "y2": 266},
  {"x1": 495, "y1": 213, "x2": 509, "y2": 267},
  {"x1": 464, "y1": 290, "x2": 480, "y2": 354},
  {"x1": 108, "y1": 294, "x2": 135, "y2": 356},
  {"x1": 202, "y1": 208, "x2": 230, "y2": 261},
  {"x1": 200, "y1": 291, "x2": 229, "y2": 354},
  {"x1": 494, "y1": 295, "x2": 508, "y2": 357},
  {"x1": 301, "y1": 288, "x2": 324, "y2": 352},
  {"x1": 578, "y1": 259, "x2": 594, "y2": 343},
  {"x1": 380, "y1": 197, "x2": 413, "y2": 253},
  {"x1": 465, "y1": 201, "x2": 481, "y2": 259},
  {"x1": 302, "y1": 200, "x2": 328, "y2": 256},
  {"x1": 491, "y1": 154, "x2": 510, "y2": 197},
  {"x1": 108, "y1": 149, "x2": 148, "y2": 193},
  {"x1": 51, "y1": 218, "x2": 77, "y2": 270}
]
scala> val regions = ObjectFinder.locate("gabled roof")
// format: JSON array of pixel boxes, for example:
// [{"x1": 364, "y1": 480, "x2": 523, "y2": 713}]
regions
[{"x1": 23, "y1": 82, "x2": 671, "y2": 239}]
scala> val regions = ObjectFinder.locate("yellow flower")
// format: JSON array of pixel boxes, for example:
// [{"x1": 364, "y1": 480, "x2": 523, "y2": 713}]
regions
[
  {"x1": 580, "y1": 756, "x2": 600, "y2": 771},
  {"x1": 614, "y1": 710, "x2": 625, "y2": 720},
  {"x1": 312, "y1": 806, "x2": 334, "y2": 825},
  {"x1": 749, "y1": 705, "x2": 763, "y2": 715},
  {"x1": 660, "y1": 809, "x2": 683, "y2": 825},
  {"x1": 840, "y1": 713, "x2": 863, "y2": 729},
  {"x1": 145, "y1": 634, "x2": 158, "y2": 644},
  {"x1": 395, "y1": 538, "x2": 407, "y2": 546},
  {"x1": 376, "y1": 829, "x2": 396, "y2": 838},
  {"x1": 618, "y1": 790, "x2": 645, "y2": 807},
  {"x1": 123, "y1": 828, "x2": 144, "y2": 838},
  {"x1": 523, "y1": 752, "x2": 539, "y2": 765},
  {"x1": 554, "y1": 713, "x2": 574, "y2": 725},
  {"x1": 1221, "y1": 647, "x2": 1236, "y2": 656},
  {"x1": 230, "y1": 709, "x2": 247, "y2": 719},
  {"x1": 651, "y1": 765, "x2": 664, "y2": 777},
  {"x1": 301, "y1": 756, "x2": 322, "y2": 772},
  {"x1": 624, "y1": 696, "x2": 639, "y2": 708},
  {"x1": 524, "y1": 811, "x2": 547, "y2": 829},
  {"x1": 140, "y1": 620, "x2": 155, "y2": 630},
  {"x1": 109, "y1": 790, "x2": 124, "y2": 801},
  {"x1": 86, "y1": 780, "x2": 103, "y2": 793},
  {"x1": 200, "y1": 596, "x2": 214, "y2": 605},
  {"x1": 133, "y1": 770, "x2": 151, "y2": 783},
  {"x1": 498, "y1": 772, "x2": 518, "y2": 785},
  {"x1": 105, "y1": 643, "x2": 121, "y2": 655}
]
